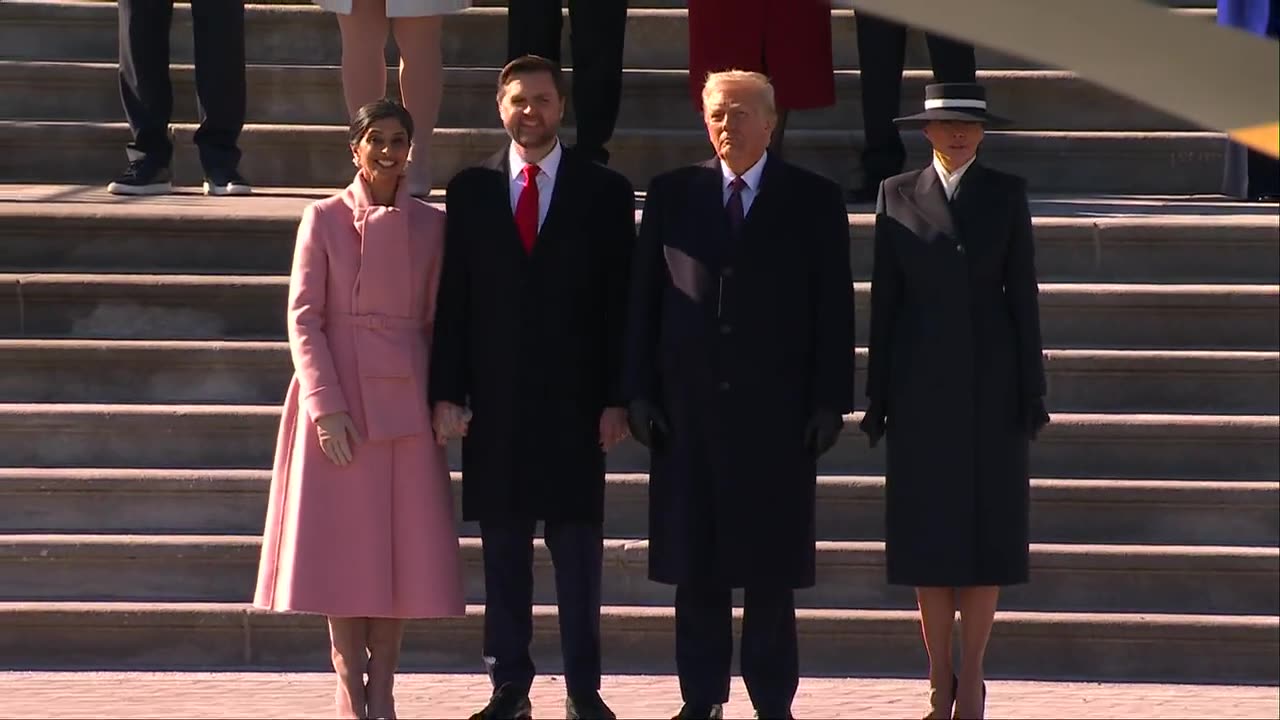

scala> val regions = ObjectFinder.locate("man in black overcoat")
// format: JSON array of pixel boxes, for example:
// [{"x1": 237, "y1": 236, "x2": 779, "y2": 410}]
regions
[
  {"x1": 623, "y1": 70, "x2": 856, "y2": 720},
  {"x1": 429, "y1": 55, "x2": 635, "y2": 720}
]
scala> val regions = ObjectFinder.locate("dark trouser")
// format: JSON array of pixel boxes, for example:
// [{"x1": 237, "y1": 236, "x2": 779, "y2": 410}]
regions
[
  {"x1": 856, "y1": 13, "x2": 976, "y2": 187},
  {"x1": 507, "y1": 0, "x2": 628, "y2": 164},
  {"x1": 675, "y1": 583, "x2": 798, "y2": 715},
  {"x1": 117, "y1": 0, "x2": 246, "y2": 172},
  {"x1": 480, "y1": 519, "x2": 604, "y2": 698}
]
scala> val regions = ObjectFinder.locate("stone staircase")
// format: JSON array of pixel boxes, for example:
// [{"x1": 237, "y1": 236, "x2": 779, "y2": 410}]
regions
[{"x1": 1, "y1": 0, "x2": 1278, "y2": 684}]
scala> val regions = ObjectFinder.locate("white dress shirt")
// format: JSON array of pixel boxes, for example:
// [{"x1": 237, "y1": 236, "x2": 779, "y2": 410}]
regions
[
  {"x1": 932, "y1": 153, "x2": 976, "y2": 201},
  {"x1": 720, "y1": 150, "x2": 768, "y2": 216},
  {"x1": 508, "y1": 139, "x2": 562, "y2": 231}
]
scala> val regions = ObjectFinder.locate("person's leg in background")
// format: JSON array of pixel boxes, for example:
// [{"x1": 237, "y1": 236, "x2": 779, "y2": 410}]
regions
[
  {"x1": 110, "y1": 0, "x2": 176, "y2": 195},
  {"x1": 851, "y1": 12, "x2": 908, "y2": 203},
  {"x1": 191, "y1": 0, "x2": 249, "y2": 195},
  {"x1": 391, "y1": 14, "x2": 445, "y2": 196},
  {"x1": 565, "y1": 0, "x2": 628, "y2": 164}
]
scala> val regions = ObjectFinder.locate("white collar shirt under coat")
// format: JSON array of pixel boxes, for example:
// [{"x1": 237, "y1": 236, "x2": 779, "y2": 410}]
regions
[
  {"x1": 508, "y1": 139, "x2": 563, "y2": 230},
  {"x1": 719, "y1": 150, "x2": 768, "y2": 216},
  {"x1": 932, "y1": 154, "x2": 977, "y2": 201}
]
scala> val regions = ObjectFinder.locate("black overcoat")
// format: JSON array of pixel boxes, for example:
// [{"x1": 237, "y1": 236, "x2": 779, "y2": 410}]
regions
[
  {"x1": 623, "y1": 156, "x2": 855, "y2": 589},
  {"x1": 429, "y1": 144, "x2": 635, "y2": 523},
  {"x1": 865, "y1": 162, "x2": 1047, "y2": 587}
]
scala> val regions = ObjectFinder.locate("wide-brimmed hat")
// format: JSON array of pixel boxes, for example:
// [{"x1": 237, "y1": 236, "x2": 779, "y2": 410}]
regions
[{"x1": 894, "y1": 83, "x2": 1012, "y2": 128}]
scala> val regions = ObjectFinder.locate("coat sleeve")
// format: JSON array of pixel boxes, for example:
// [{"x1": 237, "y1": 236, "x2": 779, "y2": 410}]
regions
[
  {"x1": 621, "y1": 175, "x2": 667, "y2": 406},
  {"x1": 603, "y1": 174, "x2": 638, "y2": 408},
  {"x1": 864, "y1": 182, "x2": 904, "y2": 411},
  {"x1": 811, "y1": 181, "x2": 856, "y2": 414},
  {"x1": 1004, "y1": 178, "x2": 1048, "y2": 400},
  {"x1": 288, "y1": 203, "x2": 348, "y2": 421},
  {"x1": 428, "y1": 175, "x2": 470, "y2": 406}
]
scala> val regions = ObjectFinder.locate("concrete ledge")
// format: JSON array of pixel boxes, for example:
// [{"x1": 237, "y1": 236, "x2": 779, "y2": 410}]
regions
[{"x1": 0, "y1": 601, "x2": 1274, "y2": 682}]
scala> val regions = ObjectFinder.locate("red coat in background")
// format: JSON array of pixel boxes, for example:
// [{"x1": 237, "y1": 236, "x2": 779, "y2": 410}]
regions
[{"x1": 687, "y1": 0, "x2": 835, "y2": 110}]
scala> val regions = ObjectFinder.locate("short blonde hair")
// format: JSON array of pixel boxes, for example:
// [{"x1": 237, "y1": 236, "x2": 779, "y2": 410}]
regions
[{"x1": 701, "y1": 70, "x2": 777, "y2": 117}]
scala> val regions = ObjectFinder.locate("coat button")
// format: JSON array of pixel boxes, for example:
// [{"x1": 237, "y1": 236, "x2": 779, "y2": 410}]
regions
[
  {"x1": 955, "y1": 243, "x2": 965, "y2": 254},
  {"x1": 720, "y1": 323, "x2": 732, "y2": 335},
  {"x1": 718, "y1": 381, "x2": 731, "y2": 391}
]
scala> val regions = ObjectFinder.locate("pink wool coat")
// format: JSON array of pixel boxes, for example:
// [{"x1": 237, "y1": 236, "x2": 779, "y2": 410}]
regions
[{"x1": 254, "y1": 175, "x2": 465, "y2": 619}]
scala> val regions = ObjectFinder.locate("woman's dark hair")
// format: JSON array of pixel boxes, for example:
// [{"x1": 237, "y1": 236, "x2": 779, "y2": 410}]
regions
[{"x1": 348, "y1": 97, "x2": 415, "y2": 145}]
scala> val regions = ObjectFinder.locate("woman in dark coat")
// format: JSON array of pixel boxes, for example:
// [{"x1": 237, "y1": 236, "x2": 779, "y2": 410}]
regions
[
  {"x1": 686, "y1": 0, "x2": 835, "y2": 153},
  {"x1": 859, "y1": 83, "x2": 1049, "y2": 720}
]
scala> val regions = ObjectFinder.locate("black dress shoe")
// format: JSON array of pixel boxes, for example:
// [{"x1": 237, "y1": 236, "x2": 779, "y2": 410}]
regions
[
  {"x1": 566, "y1": 691, "x2": 616, "y2": 719},
  {"x1": 469, "y1": 682, "x2": 532, "y2": 720},
  {"x1": 672, "y1": 704, "x2": 723, "y2": 720}
]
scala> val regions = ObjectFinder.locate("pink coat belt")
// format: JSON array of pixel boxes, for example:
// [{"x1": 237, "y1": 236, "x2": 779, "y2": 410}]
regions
[{"x1": 330, "y1": 312, "x2": 431, "y2": 441}]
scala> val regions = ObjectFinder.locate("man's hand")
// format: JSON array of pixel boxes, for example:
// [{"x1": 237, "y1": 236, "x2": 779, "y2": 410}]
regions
[
  {"x1": 599, "y1": 407, "x2": 630, "y2": 450},
  {"x1": 627, "y1": 399, "x2": 670, "y2": 450},
  {"x1": 804, "y1": 410, "x2": 845, "y2": 458},
  {"x1": 432, "y1": 401, "x2": 472, "y2": 446},
  {"x1": 315, "y1": 411, "x2": 361, "y2": 466}
]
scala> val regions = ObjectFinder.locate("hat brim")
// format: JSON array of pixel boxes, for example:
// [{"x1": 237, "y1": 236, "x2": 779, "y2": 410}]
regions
[{"x1": 893, "y1": 108, "x2": 1013, "y2": 128}]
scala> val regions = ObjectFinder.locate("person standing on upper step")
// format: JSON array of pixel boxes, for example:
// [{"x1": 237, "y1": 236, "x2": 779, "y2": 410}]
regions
[
  {"x1": 254, "y1": 98, "x2": 466, "y2": 720},
  {"x1": 107, "y1": 0, "x2": 250, "y2": 196},
  {"x1": 858, "y1": 83, "x2": 1049, "y2": 720},
  {"x1": 429, "y1": 55, "x2": 635, "y2": 720},
  {"x1": 313, "y1": 0, "x2": 474, "y2": 197},
  {"x1": 1218, "y1": 0, "x2": 1280, "y2": 201},
  {"x1": 687, "y1": 0, "x2": 836, "y2": 157},
  {"x1": 623, "y1": 70, "x2": 855, "y2": 720},
  {"x1": 506, "y1": 0, "x2": 628, "y2": 165},
  {"x1": 846, "y1": 12, "x2": 977, "y2": 203}
]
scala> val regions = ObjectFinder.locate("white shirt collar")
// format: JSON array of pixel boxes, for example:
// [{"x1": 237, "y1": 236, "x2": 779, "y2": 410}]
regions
[
  {"x1": 509, "y1": 139, "x2": 563, "y2": 183},
  {"x1": 720, "y1": 150, "x2": 768, "y2": 193},
  {"x1": 932, "y1": 154, "x2": 977, "y2": 199}
]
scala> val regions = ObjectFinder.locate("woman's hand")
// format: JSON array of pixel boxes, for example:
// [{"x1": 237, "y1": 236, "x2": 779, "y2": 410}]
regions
[
  {"x1": 432, "y1": 401, "x2": 472, "y2": 446},
  {"x1": 315, "y1": 411, "x2": 361, "y2": 466}
]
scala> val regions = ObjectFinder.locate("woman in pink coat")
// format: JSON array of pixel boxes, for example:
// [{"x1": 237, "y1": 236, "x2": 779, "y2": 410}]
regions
[{"x1": 254, "y1": 98, "x2": 465, "y2": 720}]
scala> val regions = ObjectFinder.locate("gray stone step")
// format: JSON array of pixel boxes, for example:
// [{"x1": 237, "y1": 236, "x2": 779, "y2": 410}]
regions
[
  {"x1": 3, "y1": 273, "x2": 1275, "y2": 350},
  {"x1": 3, "y1": 534, "x2": 1275, "y2": 616},
  {"x1": 0, "y1": 121, "x2": 1230, "y2": 194},
  {"x1": 3, "y1": 191, "x2": 1277, "y2": 283},
  {"x1": 2, "y1": 61, "x2": 1197, "y2": 132},
  {"x1": 0, "y1": 601, "x2": 1273, "y2": 682},
  {"x1": 4, "y1": 469, "x2": 1276, "y2": 547},
  {"x1": 0, "y1": 405, "x2": 1275, "y2": 480},
  {"x1": 3, "y1": 340, "x2": 1277, "y2": 414},
  {"x1": 0, "y1": 2, "x2": 1218, "y2": 70}
]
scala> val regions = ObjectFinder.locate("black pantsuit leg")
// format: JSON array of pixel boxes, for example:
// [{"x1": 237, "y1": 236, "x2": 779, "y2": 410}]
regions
[
  {"x1": 480, "y1": 519, "x2": 538, "y2": 694},
  {"x1": 506, "y1": 0, "x2": 627, "y2": 164},
  {"x1": 565, "y1": 0, "x2": 627, "y2": 163},
  {"x1": 856, "y1": 13, "x2": 976, "y2": 187},
  {"x1": 479, "y1": 519, "x2": 604, "y2": 698},
  {"x1": 675, "y1": 584, "x2": 799, "y2": 713},
  {"x1": 190, "y1": 0, "x2": 246, "y2": 175},
  {"x1": 118, "y1": 0, "x2": 176, "y2": 167},
  {"x1": 544, "y1": 520, "x2": 605, "y2": 697}
]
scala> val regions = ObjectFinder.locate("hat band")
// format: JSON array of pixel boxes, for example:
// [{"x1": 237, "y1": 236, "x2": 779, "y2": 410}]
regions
[{"x1": 924, "y1": 98, "x2": 988, "y2": 110}]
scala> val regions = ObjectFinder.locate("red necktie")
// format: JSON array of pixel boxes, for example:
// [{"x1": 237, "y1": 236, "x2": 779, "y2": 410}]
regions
[{"x1": 515, "y1": 163, "x2": 540, "y2": 254}]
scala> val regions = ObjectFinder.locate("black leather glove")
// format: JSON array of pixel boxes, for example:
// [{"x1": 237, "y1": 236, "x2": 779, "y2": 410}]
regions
[
  {"x1": 1021, "y1": 396, "x2": 1051, "y2": 440},
  {"x1": 804, "y1": 410, "x2": 844, "y2": 459},
  {"x1": 627, "y1": 398, "x2": 670, "y2": 450},
  {"x1": 858, "y1": 401, "x2": 887, "y2": 448}
]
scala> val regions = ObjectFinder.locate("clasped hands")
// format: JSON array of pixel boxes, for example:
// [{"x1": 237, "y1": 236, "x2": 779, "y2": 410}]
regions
[{"x1": 431, "y1": 402, "x2": 631, "y2": 451}]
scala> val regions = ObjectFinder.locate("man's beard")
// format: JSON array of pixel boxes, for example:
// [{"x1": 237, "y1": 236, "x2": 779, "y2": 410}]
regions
[{"x1": 512, "y1": 124, "x2": 556, "y2": 149}]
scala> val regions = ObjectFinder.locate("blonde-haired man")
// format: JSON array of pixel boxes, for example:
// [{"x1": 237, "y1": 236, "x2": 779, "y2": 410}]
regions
[{"x1": 623, "y1": 70, "x2": 855, "y2": 720}]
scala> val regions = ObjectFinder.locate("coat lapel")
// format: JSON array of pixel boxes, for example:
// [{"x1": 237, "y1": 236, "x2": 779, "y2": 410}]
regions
[
  {"x1": 484, "y1": 144, "x2": 535, "y2": 262},
  {"x1": 899, "y1": 166, "x2": 957, "y2": 240},
  {"x1": 696, "y1": 158, "x2": 732, "y2": 261},
  {"x1": 533, "y1": 143, "x2": 577, "y2": 259}
]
